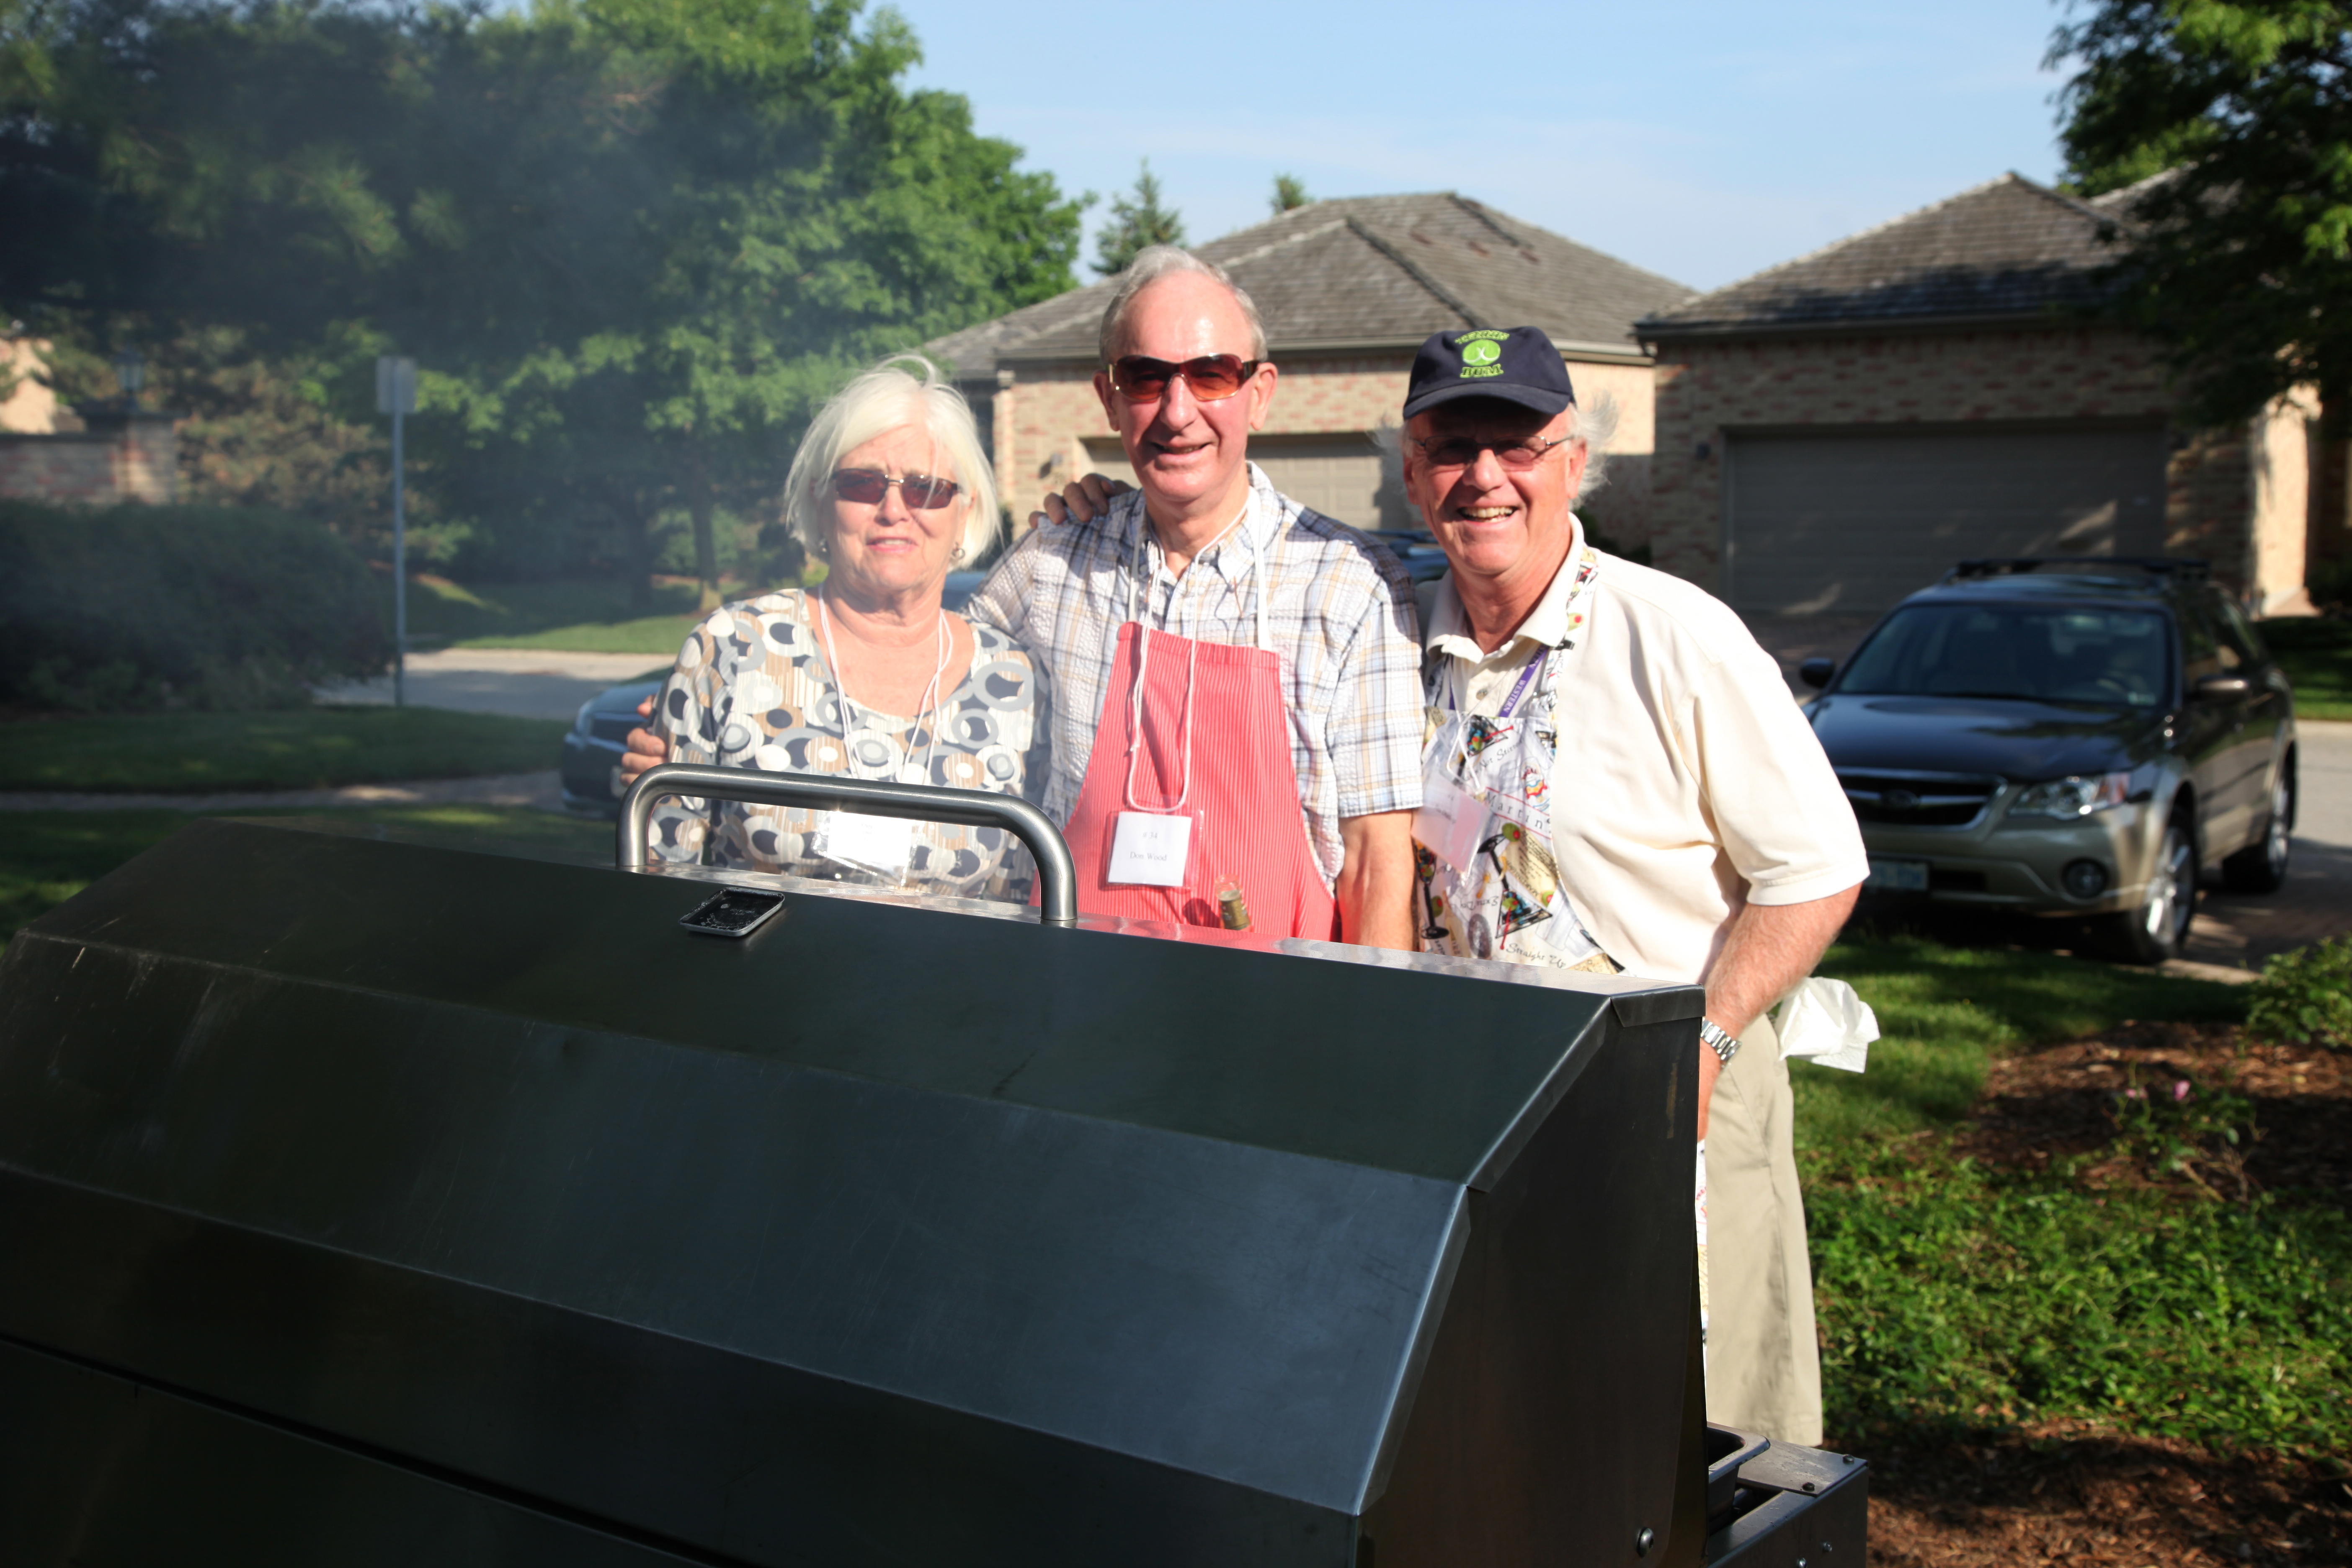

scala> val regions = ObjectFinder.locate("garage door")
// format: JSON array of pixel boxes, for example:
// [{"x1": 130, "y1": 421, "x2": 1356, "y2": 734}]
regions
[
  {"x1": 1086, "y1": 432, "x2": 1400, "y2": 531},
  {"x1": 1725, "y1": 427, "x2": 2169, "y2": 616}
]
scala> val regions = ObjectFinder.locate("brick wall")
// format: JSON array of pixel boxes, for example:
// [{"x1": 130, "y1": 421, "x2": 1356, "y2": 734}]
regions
[
  {"x1": 993, "y1": 350, "x2": 1659, "y2": 537},
  {"x1": 1648, "y1": 327, "x2": 2278, "y2": 596},
  {"x1": 0, "y1": 411, "x2": 178, "y2": 506}
]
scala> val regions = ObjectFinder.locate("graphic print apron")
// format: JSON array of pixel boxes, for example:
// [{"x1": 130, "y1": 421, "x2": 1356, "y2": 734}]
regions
[
  {"x1": 1410, "y1": 546, "x2": 1714, "y2": 1357},
  {"x1": 1059, "y1": 514, "x2": 1339, "y2": 940},
  {"x1": 1411, "y1": 547, "x2": 1614, "y2": 972}
]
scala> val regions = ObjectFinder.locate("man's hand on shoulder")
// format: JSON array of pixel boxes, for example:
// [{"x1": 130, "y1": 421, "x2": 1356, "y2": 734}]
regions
[{"x1": 1032, "y1": 472, "x2": 1132, "y2": 528}]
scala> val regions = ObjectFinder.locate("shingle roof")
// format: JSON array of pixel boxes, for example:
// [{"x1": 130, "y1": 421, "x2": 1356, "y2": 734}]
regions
[
  {"x1": 927, "y1": 193, "x2": 1695, "y2": 377},
  {"x1": 1638, "y1": 173, "x2": 2139, "y2": 338}
]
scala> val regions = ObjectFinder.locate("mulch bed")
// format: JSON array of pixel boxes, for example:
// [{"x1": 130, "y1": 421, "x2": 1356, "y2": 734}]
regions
[
  {"x1": 1842, "y1": 1021, "x2": 2352, "y2": 1566},
  {"x1": 1955, "y1": 1020, "x2": 2352, "y2": 1203},
  {"x1": 1859, "y1": 1425, "x2": 2352, "y2": 1566}
]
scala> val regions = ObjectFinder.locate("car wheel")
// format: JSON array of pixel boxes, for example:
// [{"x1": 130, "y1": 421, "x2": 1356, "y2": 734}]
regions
[
  {"x1": 2221, "y1": 770, "x2": 2293, "y2": 894},
  {"x1": 2099, "y1": 818, "x2": 2197, "y2": 965}
]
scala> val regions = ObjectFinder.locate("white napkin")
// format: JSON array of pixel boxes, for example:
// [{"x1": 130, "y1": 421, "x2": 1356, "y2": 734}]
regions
[{"x1": 1774, "y1": 977, "x2": 1877, "y2": 1074}]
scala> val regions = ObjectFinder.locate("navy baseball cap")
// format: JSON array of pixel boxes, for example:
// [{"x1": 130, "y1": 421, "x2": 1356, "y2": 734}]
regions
[{"x1": 1402, "y1": 326, "x2": 1576, "y2": 420}]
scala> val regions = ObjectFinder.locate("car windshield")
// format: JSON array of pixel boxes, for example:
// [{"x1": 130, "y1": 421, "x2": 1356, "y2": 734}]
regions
[{"x1": 1837, "y1": 603, "x2": 2171, "y2": 707}]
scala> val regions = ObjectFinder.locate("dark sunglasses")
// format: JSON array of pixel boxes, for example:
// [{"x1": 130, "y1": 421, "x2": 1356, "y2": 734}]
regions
[
  {"x1": 830, "y1": 467, "x2": 962, "y2": 509},
  {"x1": 1106, "y1": 353, "x2": 1261, "y2": 402}
]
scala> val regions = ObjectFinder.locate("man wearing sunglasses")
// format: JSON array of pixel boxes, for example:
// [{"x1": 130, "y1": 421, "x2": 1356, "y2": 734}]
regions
[
  {"x1": 1400, "y1": 325, "x2": 1865, "y2": 1447},
  {"x1": 963, "y1": 246, "x2": 1423, "y2": 947}
]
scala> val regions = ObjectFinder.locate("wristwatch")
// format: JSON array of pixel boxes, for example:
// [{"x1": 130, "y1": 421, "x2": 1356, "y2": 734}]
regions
[{"x1": 1699, "y1": 1019, "x2": 1741, "y2": 1068}]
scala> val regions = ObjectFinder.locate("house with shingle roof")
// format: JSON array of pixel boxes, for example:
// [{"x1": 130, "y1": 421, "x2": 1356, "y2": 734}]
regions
[
  {"x1": 1636, "y1": 173, "x2": 2321, "y2": 618},
  {"x1": 928, "y1": 193, "x2": 1694, "y2": 540}
]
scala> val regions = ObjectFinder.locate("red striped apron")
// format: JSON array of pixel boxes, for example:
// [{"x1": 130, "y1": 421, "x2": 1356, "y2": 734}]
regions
[{"x1": 1062, "y1": 619, "x2": 1338, "y2": 939}]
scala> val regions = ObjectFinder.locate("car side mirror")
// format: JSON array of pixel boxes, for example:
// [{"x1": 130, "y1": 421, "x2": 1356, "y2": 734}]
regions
[
  {"x1": 2193, "y1": 674, "x2": 2250, "y2": 702},
  {"x1": 1799, "y1": 658, "x2": 1836, "y2": 690}
]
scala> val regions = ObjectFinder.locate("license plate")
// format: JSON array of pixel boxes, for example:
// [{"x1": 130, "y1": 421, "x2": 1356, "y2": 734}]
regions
[{"x1": 1865, "y1": 858, "x2": 1929, "y2": 892}]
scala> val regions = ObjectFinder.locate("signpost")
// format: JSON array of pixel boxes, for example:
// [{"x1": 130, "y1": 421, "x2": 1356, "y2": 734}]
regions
[{"x1": 376, "y1": 357, "x2": 418, "y2": 707}]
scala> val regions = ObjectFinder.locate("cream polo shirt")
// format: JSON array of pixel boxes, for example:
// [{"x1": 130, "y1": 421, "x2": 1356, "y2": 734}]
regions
[{"x1": 1424, "y1": 531, "x2": 1867, "y2": 986}]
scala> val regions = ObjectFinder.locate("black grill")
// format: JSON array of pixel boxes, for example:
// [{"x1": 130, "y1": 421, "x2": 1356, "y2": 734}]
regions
[
  {"x1": 1839, "y1": 769, "x2": 2003, "y2": 827},
  {"x1": 0, "y1": 819, "x2": 1873, "y2": 1567},
  {"x1": 587, "y1": 712, "x2": 640, "y2": 745}
]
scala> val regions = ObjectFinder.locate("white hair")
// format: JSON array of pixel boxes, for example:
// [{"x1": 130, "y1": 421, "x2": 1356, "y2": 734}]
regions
[
  {"x1": 784, "y1": 355, "x2": 1000, "y2": 564},
  {"x1": 1383, "y1": 388, "x2": 1620, "y2": 501},
  {"x1": 1097, "y1": 245, "x2": 1269, "y2": 364}
]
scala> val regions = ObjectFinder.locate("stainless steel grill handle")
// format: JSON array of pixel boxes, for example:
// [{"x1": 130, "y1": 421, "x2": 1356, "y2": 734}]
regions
[{"x1": 616, "y1": 762, "x2": 1078, "y2": 928}]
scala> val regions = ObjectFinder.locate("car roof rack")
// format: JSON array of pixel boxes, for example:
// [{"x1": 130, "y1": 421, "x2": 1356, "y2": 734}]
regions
[{"x1": 1942, "y1": 557, "x2": 2209, "y2": 583}]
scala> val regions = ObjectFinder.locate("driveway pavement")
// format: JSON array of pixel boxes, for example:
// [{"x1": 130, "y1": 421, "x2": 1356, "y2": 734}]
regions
[
  {"x1": 2185, "y1": 717, "x2": 2352, "y2": 972},
  {"x1": 316, "y1": 648, "x2": 667, "y2": 723}
]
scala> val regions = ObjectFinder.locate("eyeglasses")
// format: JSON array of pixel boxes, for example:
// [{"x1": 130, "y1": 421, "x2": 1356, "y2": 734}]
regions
[
  {"x1": 1411, "y1": 433, "x2": 1573, "y2": 472},
  {"x1": 1106, "y1": 354, "x2": 1261, "y2": 402},
  {"x1": 830, "y1": 468, "x2": 962, "y2": 509}
]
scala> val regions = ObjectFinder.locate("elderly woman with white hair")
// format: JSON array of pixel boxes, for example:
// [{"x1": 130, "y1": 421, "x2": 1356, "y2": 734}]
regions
[{"x1": 636, "y1": 355, "x2": 1051, "y2": 900}]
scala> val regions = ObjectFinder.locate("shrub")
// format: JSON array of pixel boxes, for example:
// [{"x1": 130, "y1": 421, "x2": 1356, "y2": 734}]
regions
[
  {"x1": 0, "y1": 500, "x2": 392, "y2": 711},
  {"x1": 2244, "y1": 934, "x2": 2352, "y2": 1051}
]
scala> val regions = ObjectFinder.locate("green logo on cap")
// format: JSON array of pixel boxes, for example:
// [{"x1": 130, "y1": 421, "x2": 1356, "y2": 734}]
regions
[{"x1": 1456, "y1": 329, "x2": 1507, "y2": 379}]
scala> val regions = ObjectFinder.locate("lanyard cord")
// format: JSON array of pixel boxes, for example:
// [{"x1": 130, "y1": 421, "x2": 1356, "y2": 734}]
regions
[
  {"x1": 1121, "y1": 494, "x2": 1271, "y2": 813},
  {"x1": 1124, "y1": 495, "x2": 1271, "y2": 652},
  {"x1": 1444, "y1": 644, "x2": 1547, "y2": 717},
  {"x1": 1437, "y1": 548, "x2": 1600, "y2": 715},
  {"x1": 816, "y1": 585, "x2": 950, "y2": 784},
  {"x1": 1124, "y1": 623, "x2": 1199, "y2": 812}
]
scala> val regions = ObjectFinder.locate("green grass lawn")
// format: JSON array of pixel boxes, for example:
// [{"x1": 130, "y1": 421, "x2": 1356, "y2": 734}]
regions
[
  {"x1": 397, "y1": 572, "x2": 825, "y2": 655},
  {"x1": 1, "y1": 805, "x2": 609, "y2": 942},
  {"x1": 396, "y1": 575, "x2": 701, "y2": 650},
  {"x1": 0, "y1": 708, "x2": 568, "y2": 793},
  {"x1": 1797, "y1": 928, "x2": 2351, "y2": 1458},
  {"x1": 1810, "y1": 1149, "x2": 2348, "y2": 1456},
  {"x1": 2263, "y1": 616, "x2": 2352, "y2": 721}
]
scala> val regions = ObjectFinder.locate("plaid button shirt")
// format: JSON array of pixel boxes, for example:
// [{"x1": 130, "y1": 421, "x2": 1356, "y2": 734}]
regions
[{"x1": 965, "y1": 462, "x2": 1424, "y2": 886}]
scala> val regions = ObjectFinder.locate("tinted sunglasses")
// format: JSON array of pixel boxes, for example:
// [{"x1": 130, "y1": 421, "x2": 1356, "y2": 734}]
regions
[
  {"x1": 830, "y1": 467, "x2": 962, "y2": 509},
  {"x1": 1411, "y1": 433, "x2": 1573, "y2": 473},
  {"x1": 1106, "y1": 354, "x2": 1261, "y2": 402}
]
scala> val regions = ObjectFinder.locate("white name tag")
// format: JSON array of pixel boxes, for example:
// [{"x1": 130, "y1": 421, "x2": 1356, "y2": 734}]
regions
[
  {"x1": 1107, "y1": 811, "x2": 1193, "y2": 886},
  {"x1": 1414, "y1": 772, "x2": 1487, "y2": 874},
  {"x1": 813, "y1": 810, "x2": 911, "y2": 878}
]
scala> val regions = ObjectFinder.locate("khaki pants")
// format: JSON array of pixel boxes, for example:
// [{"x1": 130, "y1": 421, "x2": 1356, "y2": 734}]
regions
[{"x1": 1702, "y1": 1011, "x2": 1822, "y2": 1446}]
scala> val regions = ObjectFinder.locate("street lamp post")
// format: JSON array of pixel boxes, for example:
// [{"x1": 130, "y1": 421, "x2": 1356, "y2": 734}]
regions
[
  {"x1": 376, "y1": 357, "x2": 418, "y2": 707},
  {"x1": 112, "y1": 348, "x2": 145, "y2": 409}
]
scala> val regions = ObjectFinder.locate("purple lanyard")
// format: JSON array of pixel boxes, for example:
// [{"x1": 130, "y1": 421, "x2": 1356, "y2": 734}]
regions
[{"x1": 1447, "y1": 647, "x2": 1547, "y2": 717}]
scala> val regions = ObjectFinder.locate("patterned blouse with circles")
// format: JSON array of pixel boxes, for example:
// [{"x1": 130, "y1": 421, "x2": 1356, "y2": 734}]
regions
[{"x1": 645, "y1": 588, "x2": 1052, "y2": 902}]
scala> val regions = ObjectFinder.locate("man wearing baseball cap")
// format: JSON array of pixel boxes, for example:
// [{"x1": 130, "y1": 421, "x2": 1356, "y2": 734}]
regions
[{"x1": 1400, "y1": 325, "x2": 1866, "y2": 1446}]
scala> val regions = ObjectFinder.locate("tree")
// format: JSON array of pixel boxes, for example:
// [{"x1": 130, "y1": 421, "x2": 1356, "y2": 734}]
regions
[
  {"x1": 2, "y1": 0, "x2": 1085, "y2": 601},
  {"x1": 2052, "y1": 0, "x2": 2352, "y2": 426},
  {"x1": 1091, "y1": 159, "x2": 1184, "y2": 276},
  {"x1": 1270, "y1": 173, "x2": 1310, "y2": 214}
]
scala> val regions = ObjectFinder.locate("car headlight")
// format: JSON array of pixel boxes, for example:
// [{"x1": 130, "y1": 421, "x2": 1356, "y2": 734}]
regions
[
  {"x1": 573, "y1": 698, "x2": 598, "y2": 736},
  {"x1": 2007, "y1": 771, "x2": 2132, "y2": 819}
]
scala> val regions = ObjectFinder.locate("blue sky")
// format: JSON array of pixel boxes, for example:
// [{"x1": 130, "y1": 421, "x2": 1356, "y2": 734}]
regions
[{"x1": 890, "y1": 0, "x2": 2083, "y2": 293}]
